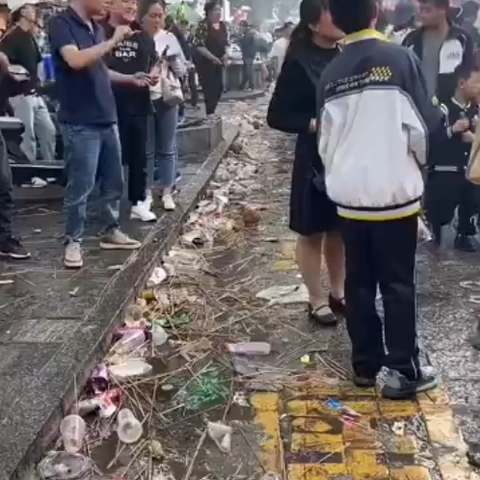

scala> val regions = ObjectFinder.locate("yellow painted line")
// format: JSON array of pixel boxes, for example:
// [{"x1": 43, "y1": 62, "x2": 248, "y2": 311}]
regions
[
  {"x1": 251, "y1": 392, "x2": 285, "y2": 476},
  {"x1": 253, "y1": 378, "x2": 480, "y2": 480}
]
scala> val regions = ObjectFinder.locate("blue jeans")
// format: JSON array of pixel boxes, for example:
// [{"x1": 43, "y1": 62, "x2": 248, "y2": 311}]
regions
[
  {"x1": 146, "y1": 99, "x2": 178, "y2": 189},
  {"x1": 60, "y1": 123, "x2": 123, "y2": 244}
]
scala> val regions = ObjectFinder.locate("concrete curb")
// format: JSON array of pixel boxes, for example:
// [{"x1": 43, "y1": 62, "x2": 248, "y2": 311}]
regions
[{"x1": 9, "y1": 126, "x2": 240, "y2": 480}]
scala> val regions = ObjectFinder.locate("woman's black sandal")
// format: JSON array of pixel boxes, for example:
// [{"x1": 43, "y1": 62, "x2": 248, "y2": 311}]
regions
[
  {"x1": 308, "y1": 304, "x2": 338, "y2": 326},
  {"x1": 328, "y1": 294, "x2": 346, "y2": 317}
]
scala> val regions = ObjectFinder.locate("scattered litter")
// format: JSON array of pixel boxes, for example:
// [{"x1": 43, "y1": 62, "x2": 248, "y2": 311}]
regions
[
  {"x1": 233, "y1": 391, "x2": 249, "y2": 407},
  {"x1": 242, "y1": 205, "x2": 261, "y2": 227},
  {"x1": 107, "y1": 264, "x2": 123, "y2": 271},
  {"x1": 59, "y1": 415, "x2": 85, "y2": 453},
  {"x1": 97, "y1": 388, "x2": 121, "y2": 418},
  {"x1": 113, "y1": 328, "x2": 147, "y2": 354},
  {"x1": 151, "y1": 324, "x2": 168, "y2": 346},
  {"x1": 256, "y1": 284, "x2": 309, "y2": 305},
  {"x1": 148, "y1": 439, "x2": 165, "y2": 459},
  {"x1": 226, "y1": 341, "x2": 271, "y2": 355},
  {"x1": 181, "y1": 228, "x2": 214, "y2": 248},
  {"x1": 0, "y1": 279, "x2": 14, "y2": 285},
  {"x1": 176, "y1": 367, "x2": 228, "y2": 411},
  {"x1": 232, "y1": 357, "x2": 259, "y2": 376},
  {"x1": 69, "y1": 287, "x2": 79, "y2": 297},
  {"x1": 392, "y1": 421, "x2": 406, "y2": 436},
  {"x1": 300, "y1": 354, "x2": 311, "y2": 365},
  {"x1": 156, "y1": 312, "x2": 192, "y2": 328},
  {"x1": 325, "y1": 399, "x2": 361, "y2": 418},
  {"x1": 33, "y1": 228, "x2": 42, "y2": 233},
  {"x1": 37, "y1": 451, "x2": 93, "y2": 480},
  {"x1": 147, "y1": 267, "x2": 167, "y2": 287},
  {"x1": 108, "y1": 359, "x2": 152, "y2": 379},
  {"x1": 207, "y1": 421, "x2": 232, "y2": 453},
  {"x1": 123, "y1": 304, "x2": 146, "y2": 327},
  {"x1": 117, "y1": 408, "x2": 143, "y2": 443}
]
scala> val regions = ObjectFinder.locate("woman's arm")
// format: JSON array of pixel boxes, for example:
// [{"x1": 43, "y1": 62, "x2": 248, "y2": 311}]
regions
[{"x1": 267, "y1": 57, "x2": 313, "y2": 134}]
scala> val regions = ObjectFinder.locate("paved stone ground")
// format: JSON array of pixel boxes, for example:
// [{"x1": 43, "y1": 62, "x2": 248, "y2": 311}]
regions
[
  {"x1": 0, "y1": 129, "x2": 238, "y2": 480},
  {"x1": 157, "y1": 96, "x2": 480, "y2": 480}
]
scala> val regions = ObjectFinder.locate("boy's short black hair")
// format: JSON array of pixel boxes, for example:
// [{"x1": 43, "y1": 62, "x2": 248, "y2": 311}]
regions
[
  {"x1": 329, "y1": 0, "x2": 377, "y2": 35},
  {"x1": 455, "y1": 63, "x2": 480, "y2": 82},
  {"x1": 418, "y1": 0, "x2": 450, "y2": 9}
]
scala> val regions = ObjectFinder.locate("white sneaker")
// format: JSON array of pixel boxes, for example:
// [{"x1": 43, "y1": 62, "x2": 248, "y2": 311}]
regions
[
  {"x1": 162, "y1": 194, "x2": 176, "y2": 211},
  {"x1": 22, "y1": 176, "x2": 47, "y2": 188},
  {"x1": 130, "y1": 203, "x2": 157, "y2": 222},
  {"x1": 144, "y1": 191, "x2": 153, "y2": 209}
]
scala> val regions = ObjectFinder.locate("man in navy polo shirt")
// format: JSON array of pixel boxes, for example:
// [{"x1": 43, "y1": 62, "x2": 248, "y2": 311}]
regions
[{"x1": 48, "y1": 0, "x2": 148, "y2": 268}]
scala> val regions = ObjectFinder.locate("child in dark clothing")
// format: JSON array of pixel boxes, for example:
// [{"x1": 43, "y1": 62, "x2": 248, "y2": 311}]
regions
[{"x1": 426, "y1": 64, "x2": 480, "y2": 251}]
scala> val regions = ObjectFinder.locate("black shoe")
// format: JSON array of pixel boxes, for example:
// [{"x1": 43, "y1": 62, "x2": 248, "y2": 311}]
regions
[
  {"x1": 454, "y1": 234, "x2": 477, "y2": 252},
  {"x1": 308, "y1": 304, "x2": 338, "y2": 327},
  {"x1": 381, "y1": 369, "x2": 437, "y2": 400},
  {"x1": 353, "y1": 375, "x2": 376, "y2": 388},
  {"x1": 0, "y1": 237, "x2": 30, "y2": 259},
  {"x1": 329, "y1": 294, "x2": 346, "y2": 317}
]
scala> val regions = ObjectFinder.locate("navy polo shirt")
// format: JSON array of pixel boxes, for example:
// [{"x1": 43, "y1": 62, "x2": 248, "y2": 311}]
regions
[{"x1": 48, "y1": 7, "x2": 117, "y2": 125}]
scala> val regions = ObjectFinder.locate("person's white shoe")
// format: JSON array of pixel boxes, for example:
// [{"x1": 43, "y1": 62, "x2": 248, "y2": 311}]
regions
[
  {"x1": 144, "y1": 190, "x2": 153, "y2": 209},
  {"x1": 162, "y1": 194, "x2": 176, "y2": 211},
  {"x1": 130, "y1": 203, "x2": 157, "y2": 222},
  {"x1": 22, "y1": 176, "x2": 47, "y2": 188}
]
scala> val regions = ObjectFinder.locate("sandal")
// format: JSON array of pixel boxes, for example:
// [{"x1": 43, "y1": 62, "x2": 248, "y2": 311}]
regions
[
  {"x1": 308, "y1": 304, "x2": 338, "y2": 327},
  {"x1": 329, "y1": 294, "x2": 346, "y2": 317}
]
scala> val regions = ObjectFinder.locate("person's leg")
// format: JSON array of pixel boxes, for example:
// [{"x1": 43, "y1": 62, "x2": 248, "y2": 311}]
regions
[
  {"x1": 129, "y1": 115, "x2": 156, "y2": 222},
  {"x1": 455, "y1": 178, "x2": 477, "y2": 252},
  {"x1": 342, "y1": 218, "x2": 384, "y2": 385},
  {"x1": 33, "y1": 96, "x2": 56, "y2": 162},
  {"x1": 60, "y1": 123, "x2": 102, "y2": 268},
  {"x1": 188, "y1": 69, "x2": 198, "y2": 107},
  {"x1": 296, "y1": 233, "x2": 336, "y2": 326},
  {"x1": 145, "y1": 112, "x2": 156, "y2": 204},
  {"x1": 199, "y1": 65, "x2": 216, "y2": 115},
  {"x1": 155, "y1": 101, "x2": 178, "y2": 210},
  {"x1": 10, "y1": 95, "x2": 37, "y2": 163},
  {"x1": 240, "y1": 60, "x2": 247, "y2": 90},
  {"x1": 0, "y1": 130, "x2": 29, "y2": 258},
  {"x1": 376, "y1": 215, "x2": 437, "y2": 399},
  {"x1": 245, "y1": 58, "x2": 255, "y2": 89},
  {"x1": 323, "y1": 230, "x2": 345, "y2": 310},
  {"x1": 211, "y1": 65, "x2": 224, "y2": 113}
]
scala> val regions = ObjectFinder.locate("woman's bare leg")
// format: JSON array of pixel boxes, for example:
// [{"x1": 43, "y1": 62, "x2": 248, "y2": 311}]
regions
[{"x1": 323, "y1": 231, "x2": 345, "y2": 300}]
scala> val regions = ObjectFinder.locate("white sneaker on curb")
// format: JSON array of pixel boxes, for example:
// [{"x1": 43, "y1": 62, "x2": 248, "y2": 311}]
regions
[
  {"x1": 130, "y1": 203, "x2": 157, "y2": 222},
  {"x1": 144, "y1": 190, "x2": 153, "y2": 209},
  {"x1": 100, "y1": 229, "x2": 141, "y2": 250},
  {"x1": 162, "y1": 194, "x2": 176, "y2": 211},
  {"x1": 64, "y1": 242, "x2": 83, "y2": 269}
]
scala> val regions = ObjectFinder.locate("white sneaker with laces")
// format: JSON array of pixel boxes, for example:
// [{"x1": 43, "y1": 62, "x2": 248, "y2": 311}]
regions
[
  {"x1": 130, "y1": 203, "x2": 157, "y2": 222},
  {"x1": 162, "y1": 194, "x2": 176, "y2": 211}
]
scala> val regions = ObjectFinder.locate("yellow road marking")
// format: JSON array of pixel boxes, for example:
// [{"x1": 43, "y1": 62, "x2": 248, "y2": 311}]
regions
[{"x1": 252, "y1": 381, "x2": 479, "y2": 479}]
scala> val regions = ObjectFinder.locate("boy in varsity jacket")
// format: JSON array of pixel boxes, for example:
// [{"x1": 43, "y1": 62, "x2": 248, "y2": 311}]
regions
[
  {"x1": 321, "y1": 0, "x2": 446, "y2": 400},
  {"x1": 426, "y1": 64, "x2": 480, "y2": 251}
]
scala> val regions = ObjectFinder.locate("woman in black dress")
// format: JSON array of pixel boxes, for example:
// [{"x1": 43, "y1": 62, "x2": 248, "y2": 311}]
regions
[
  {"x1": 267, "y1": 0, "x2": 345, "y2": 326},
  {"x1": 192, "y1": 0, "x2": 228, "y2": 115}
]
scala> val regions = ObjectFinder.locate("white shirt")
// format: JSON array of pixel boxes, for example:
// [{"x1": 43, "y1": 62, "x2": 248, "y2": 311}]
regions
[
  {"x1": 150, "y1": 30, "x2": 187, "y2": 99},
  {"x1": 268, "y1": 37, "x2": 289, "y2": 68}
]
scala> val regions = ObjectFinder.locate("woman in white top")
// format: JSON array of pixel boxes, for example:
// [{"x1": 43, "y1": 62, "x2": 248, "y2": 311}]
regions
[{"x1": 141, "y1": 0, "x2": 186, "y2": 211}]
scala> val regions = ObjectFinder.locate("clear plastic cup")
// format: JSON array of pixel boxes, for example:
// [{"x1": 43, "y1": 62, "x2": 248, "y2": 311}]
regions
[
  {"x1": 116, "y1": 408, "x2": 143, "y2": 444},
  {"x1": 60, "y1": 415, "x2": 86, "y2": 453}
]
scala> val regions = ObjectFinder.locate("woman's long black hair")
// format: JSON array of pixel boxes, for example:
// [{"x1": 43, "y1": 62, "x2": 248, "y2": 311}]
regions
[{"x1": 288, "y1": 0, "x2": 329, "y2": 51}]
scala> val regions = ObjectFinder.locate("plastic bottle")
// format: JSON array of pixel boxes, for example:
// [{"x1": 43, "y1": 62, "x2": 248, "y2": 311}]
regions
[
  {"x1": 116, "y1": 408, "x2": 143, "y2": 444},
  {"x1": 59, "y1": 415, "x2": 86, "y2": 453},
  {"x1": 115, "y1": 329, "x2": 146, "y2": 353},
  {"x1": 151, "y1": 324, "x2": 168, "y2": 346},
  {"x1": 225, "y1": 342, "x2": 271, "y2": 355}
]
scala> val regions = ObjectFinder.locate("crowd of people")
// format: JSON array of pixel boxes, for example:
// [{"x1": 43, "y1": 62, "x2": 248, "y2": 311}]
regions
[
  {"x1": 268, "y1": 0, "x2": 480, "y2": 400},
  {"x1": 0, "y1": 0, "x2": 237, "y2": 268}
]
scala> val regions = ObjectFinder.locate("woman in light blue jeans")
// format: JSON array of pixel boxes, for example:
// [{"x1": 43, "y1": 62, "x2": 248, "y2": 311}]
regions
[
  {"x1": 146, "y1": 100, "x2": 179, "y2": 210},
  {"x1": 141, "y1": 0, "x2": 186, "y2": 211}
]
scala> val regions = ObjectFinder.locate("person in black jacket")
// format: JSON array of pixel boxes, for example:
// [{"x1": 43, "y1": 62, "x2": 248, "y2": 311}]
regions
[
  {"x1": 267, "y1": 0, "x2": 345, "y2": 327},
  {"x1": 402, "y1": 0, "x2": 475, "y2": 103},
  {"x1": 0, "y1": 51, "x2": 30, "y2": 259},
  {"x1": 426, "y1": 64, "x2": 480, "y2": 251},
  {"x1": 102, "y1": 0, "x2": 159, "y2": 222},
  {"x1": 238, "y1": 20, "x2": 257, "y2": 90},
  {"x1": 458, "y1": 0, "x2": 480, "y2": 49}
]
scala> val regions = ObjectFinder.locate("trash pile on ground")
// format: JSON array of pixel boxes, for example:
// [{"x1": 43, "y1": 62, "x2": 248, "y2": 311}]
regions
[{"x1": 35, "y1": 101, "x2": 410, "y2": 480}]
